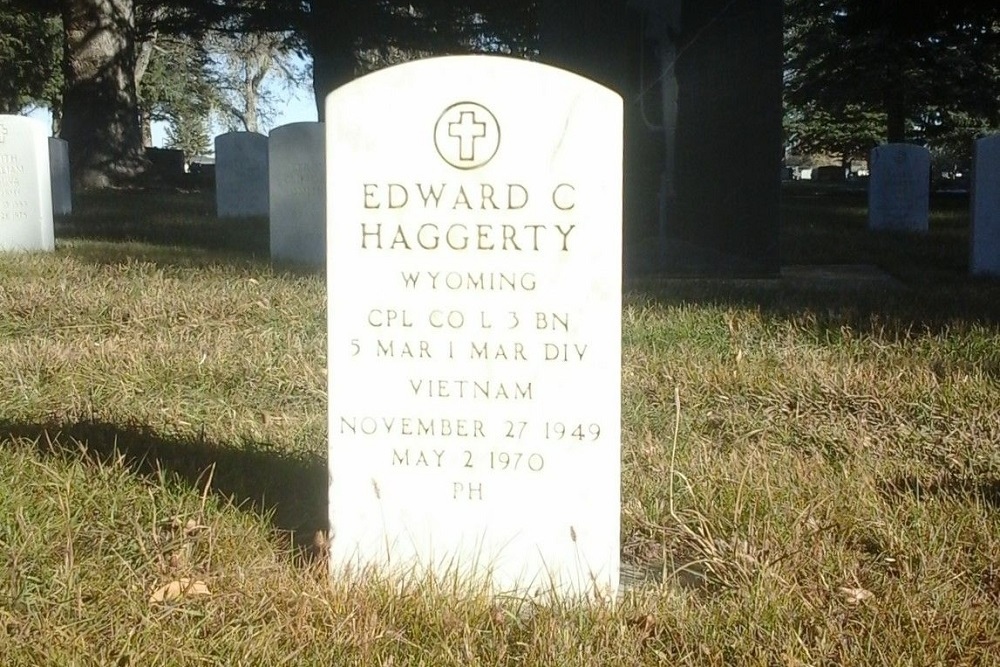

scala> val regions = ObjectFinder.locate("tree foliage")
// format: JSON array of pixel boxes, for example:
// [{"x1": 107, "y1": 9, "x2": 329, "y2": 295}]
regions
[
  {"x1": 0, "y1": 1, "x2": 62, "y2": 114},
  {"x1": 208, "y1": 29, "x2": 305, "y2": 133},
  {"x1": 7, "y1": 0, "x2": 537, "y2": 186},
  {"x1": 785, "y1": 0, "x2": 1000, "y2": 154},
  {"x1": 784, "y1": 103, "x2": 885, "y2": 163},
  {"x1": 163, "y1": 110, "x2": 210, "y2": 156},
  {"x1": 140, "y1": 34, "x2": 216, "y2": 152},
  {"x1": 304, "y1": 0, "x2": 538, "y2": 117}
]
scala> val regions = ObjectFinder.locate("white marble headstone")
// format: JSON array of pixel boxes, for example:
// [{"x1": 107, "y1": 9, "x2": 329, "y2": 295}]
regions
[
  {"x1": 0, "y1": 115, "x2": 54, "y2": 252},
  {"x1": 326, "y1": 56, "x2": 623, "y2": 601},
  {"x1": 970, "y1": 135, "x2": 1000, "y2": 276},
  {"x1": 48, "y1": 137, "x2": 72, "y2": 216},
  {"x1": 215, "y1": 131, "x2": 269, "y2": 218},
  {"x1": 269, "y1": 122, "x2": 325, "y2": 265},
  {"x1": 868, "y1": 143, "x2": 930, "y2": 232}
]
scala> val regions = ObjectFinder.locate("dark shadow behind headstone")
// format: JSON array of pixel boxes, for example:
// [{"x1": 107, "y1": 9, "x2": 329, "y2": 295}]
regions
[
  {"x1": 537, "y1": 0, "x2": 655, "y2": 269},
  {"x1": 538, "y1": 0, "x2": 783, "y2": 278},
  {"x1": 187, "y1": 157, "x2": 215, "y2": 188},
  {"x1": 145, "y1": 148, "x2": 187, "y2": 186},
  {"x1": 813, "y1": 165, "x2": 847, "y2": 183},
  {"x1": 671, "y1": 0, "x2": 783, "y2": 276}
]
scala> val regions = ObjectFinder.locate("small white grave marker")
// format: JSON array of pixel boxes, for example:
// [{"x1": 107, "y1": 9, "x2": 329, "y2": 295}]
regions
[
  {"x1": 868, "y1": 143, "x2": 930, "y2": 232},
  {"x1": 215, "y1": 131, "x2": 269, "y2": 218},
  {"x1": 0, "y1": 115, "x2": 54, "y2": 252},
  {"x1": 971, "y1": 135, "x2": 1000, "y2": 276},
  {"x1": 269, "y1": 122, "x2": 325, "y2": 265},
  {"x1": 326, "y1": 56, "x2": 623, "y2": 601}
]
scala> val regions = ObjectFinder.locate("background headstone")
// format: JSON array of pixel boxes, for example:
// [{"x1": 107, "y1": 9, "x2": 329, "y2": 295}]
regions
[
  {"x1": 0, "y1": 115, "x2": 54, "y2": 252},
  {"x1": 215, "y1": 132, "x2": 269, "y2": 218},
  {"x1": 868, "y1": 143, "x2": 930, "y2": 232},
  {"x1": 326, "y1": 56, "x2": 622, "y2": 600},
  {"x1": 48, "y1": 137, "x2": 72, "y2": 216},
  {"x1": 970, "y1": 135, "x2": 1000, "y2": 276},
  {"x1": 269, "y1": 122, "x2": 326, "y2": 265}
]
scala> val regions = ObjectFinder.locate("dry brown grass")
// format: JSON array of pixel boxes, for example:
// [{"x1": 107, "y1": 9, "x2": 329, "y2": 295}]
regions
[{"x1": 1, "y1": 189, "x2": 999, "y2": 664}]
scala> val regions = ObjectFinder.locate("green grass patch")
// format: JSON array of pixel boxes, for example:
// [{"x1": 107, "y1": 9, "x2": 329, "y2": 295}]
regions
[{"x1": 1, "y1": 189, "x2": 999, "y2": 664}]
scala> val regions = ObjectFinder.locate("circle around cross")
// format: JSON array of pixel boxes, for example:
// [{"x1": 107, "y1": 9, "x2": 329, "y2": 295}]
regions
[{"x1": 433, "y1": 102, "x2": 500, "y2": 170}]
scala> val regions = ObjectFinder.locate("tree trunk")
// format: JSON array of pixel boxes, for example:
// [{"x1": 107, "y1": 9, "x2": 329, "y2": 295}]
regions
[
  {"x1": 244, "y1": 72, "x2": 258, "y2": 133},
  {"x1": 537, "y1": 0, "x2": 656, "y2": 270},
  {"x1": 308, "y1": 1, "x2": 373, "y2": 121},
  {"x1": 885, "y1": 96, "x2": 907, "y2": 143},
  {"x1": 140, "y1": 109, "x2": 152, "y2": 146},
  {"x1": 673, "y1": 0, "x2": 783, "y2": 276},
  {"x1": 134, "y1": 33, "x2": 155, "y2": 88},
  {"x1": 881, "y1": 0, "x2": 907, "y2": 143},
  {"x1": 60, "y1": 0, "x2": 146, "y2": 189}
]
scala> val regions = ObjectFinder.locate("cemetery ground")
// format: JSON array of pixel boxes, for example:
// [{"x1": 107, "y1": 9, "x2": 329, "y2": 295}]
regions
[{"x1": 2, "y1": 185, "x2": 1000, "y2": 665}]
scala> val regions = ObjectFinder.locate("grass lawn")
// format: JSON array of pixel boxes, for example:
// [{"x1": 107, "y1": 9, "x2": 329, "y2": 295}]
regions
[{"x1": 1, "y1": 185, "x2": 999, "y2": 665}]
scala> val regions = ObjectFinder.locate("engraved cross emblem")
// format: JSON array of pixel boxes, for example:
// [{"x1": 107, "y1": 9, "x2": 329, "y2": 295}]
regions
[
  {"x1": 448, "y1": 111, "x2": 487, "y2": 162},
  {"x1": 434, "y1": 102, "x2": 500, "y2": 170}
]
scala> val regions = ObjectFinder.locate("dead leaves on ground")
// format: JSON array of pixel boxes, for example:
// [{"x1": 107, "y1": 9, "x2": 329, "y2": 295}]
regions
[
  {"x1": 148, "y1": 514, "x2": 213, "y2": 604},
  {"x1": 837, "y1": 586, "x2": 874, "y2": 604},
  {"x1": 148, "y1": 578, "x2": 211, "y2": 604}
]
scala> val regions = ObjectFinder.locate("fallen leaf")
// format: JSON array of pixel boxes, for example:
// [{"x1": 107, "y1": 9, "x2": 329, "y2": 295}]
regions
[
  {"x1": 838, "y1": 586, "x2": 874, "y2": 604},
  {"x1": 149, "y1": 578, "x2": 211, "y2": 603}
]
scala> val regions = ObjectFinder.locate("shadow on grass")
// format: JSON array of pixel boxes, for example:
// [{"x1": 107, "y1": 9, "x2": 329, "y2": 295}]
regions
[
  {"x1": 0, "y1": 418, "x2": 328, "y2": 556},
  {"x1": 625, "y1": 276, "x2": 1000, "y2": 338},
  {"x1": 54, "y1": 186, "x2": 1000, "y2": 334},
  {"x1": 628, "y1": 189, "x2": 1000, "y2": 336},
  {"x1": 55, "y1": 189, "x2": 270, "y2": 259},
  {"x1": 54, "y1": 188, "x2": 327, "y2": 276}
]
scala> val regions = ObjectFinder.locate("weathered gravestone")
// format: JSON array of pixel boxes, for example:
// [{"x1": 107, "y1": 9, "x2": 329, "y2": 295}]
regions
[
  {"x1": 868, "y1": 143, "x2": 930, "y2": 232},
  {"x1": 48, "y1": 137, "x2": 72, "y2": 216},
  {"x1": 0, "y1": 116, "x2": 54, "y2": 252},
  {"x1": 215, "y1": 132, "x2": 269, "y2": 218},
  {"x1": 326, "y1": 56, "x2": 623, "y2": 600},
  {"x1": 269, "y1": 122, "x2": 325, "y2": 265},
  {"x1": 970, "y1": 135, "x2": 1000, "y2": 276}
]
